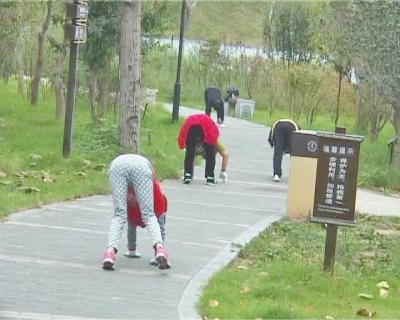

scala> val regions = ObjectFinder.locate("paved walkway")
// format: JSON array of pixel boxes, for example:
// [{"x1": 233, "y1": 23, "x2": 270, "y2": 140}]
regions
[{"x1": 0, "y1": 106, "x2": 398, "y2": 320}]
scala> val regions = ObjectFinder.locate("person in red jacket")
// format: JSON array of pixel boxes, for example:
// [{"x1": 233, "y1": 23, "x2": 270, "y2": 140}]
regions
[
  {"x1": 178, "y1": 114, "x2": 220, "y2": 185},
  {"x1": 124, "y1": 180, "x2": 167, "y2": 267}
]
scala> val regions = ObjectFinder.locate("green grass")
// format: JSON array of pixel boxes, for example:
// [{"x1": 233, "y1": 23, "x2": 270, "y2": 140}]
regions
[
  {"x1": 0, "y1": 82, "x2": 183, "y2": 218},
  {"x1": 199, "y1": 215, "x2": 400, "y2": 319}
]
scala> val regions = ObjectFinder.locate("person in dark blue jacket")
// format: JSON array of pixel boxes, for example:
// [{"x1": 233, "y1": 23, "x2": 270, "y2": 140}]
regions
[{"x1": 204, "y1": 87, "x2": 225, "y2": 126}]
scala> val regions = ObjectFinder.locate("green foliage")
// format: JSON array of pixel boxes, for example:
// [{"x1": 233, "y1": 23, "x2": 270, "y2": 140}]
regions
[
  {"x1": 0, "y1": 81, "x2": 182, "y2": 218},
  {"x1": 287, "y1": 64, "x2": 327, "y2": 124},
  {"x1": 0, "y1": 2, "x2": 18, "y2": 78},
  {"x1": 200, "y1": 216, "x2": 400, "y2": 319},
  {"x1": 83, "y1": 1, "x2": 120, "y2": 72},
  {"x1": 264, "y1": 1, "x2": 323, "y2": 63},
  {"x1": 347, "y1": 1, "x2": 400, "y2": 149}
]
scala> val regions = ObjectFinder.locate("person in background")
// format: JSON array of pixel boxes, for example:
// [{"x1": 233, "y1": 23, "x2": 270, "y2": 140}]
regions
[
  {"x1": 225, "y1": 87, "x2": 239, "y2": 117},
  {"x1": 204, "y1": 87, "x2": 225, "y2": 126},
  {"x1": 178, "y1": 114, "x2": 220, "y2": 185},
  {"x1": 268, "y1": 119, "x2": 300, "y2": 182},
  {"x1": 102, "y1": 154, "x2": 171, "y2": 270},
  {"x1": 124, "y1": 178, "x2": 167, "y2": 267}
]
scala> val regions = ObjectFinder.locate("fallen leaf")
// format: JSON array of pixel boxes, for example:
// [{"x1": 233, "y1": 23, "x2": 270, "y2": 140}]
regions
[
  {"x1": 208, "y1": 299, "x2": 219, "y2": 308},
  {"x1": 374, "y1": 229, "x2": 400, "y2": 237},
  {"x1": 356, "y1": 308, "x2": 376, "y2": 317},
  {"x1": 30, "y1": 154, "x2": 42, "y2": 161},
  {"x1": 360, "y1": 251, "x2": 376, "y2": 259},
  {"x1": 41, "y1": 170, "x2": 53, "y2": 183},
  {"x1": 94, "y1": 163, "x2": 106, "y2": 170},
  {"x1": 20, "y1": 186, "x2": 41, "y2": 193},
  {"x1": 82, "y1": 159, "x2": 92, "y2": 168},
  {"x1": 237, "y1": 265, "x2": 249, "y2": 270},
  {"x1": 0, "y1": 171, "x2": 6, "y2": 177},
  {"x1": 259, "y1": 271, "x2": 269, "y2": 276},
  {"x1": 16, "y1": 171, "x2": 28, "y2": 178},
  {"x1": 358, "y1": 293, "x2": 374, "y2": 300},
  {"x1": 240, "y1": 286, "x2": 251, "y2": 294},
  {"x1": 379, "y1": 288, "x2": 389, "y2": 298},
  {"x1": 0, "y1": 180, "x2": 12, "y2": 185},
  {"x1": 376, "y1": 281, "x2": 390, "y2": 289},
  {"x1": 325, "y1": 316, "x2": 335, "y2": 320}
]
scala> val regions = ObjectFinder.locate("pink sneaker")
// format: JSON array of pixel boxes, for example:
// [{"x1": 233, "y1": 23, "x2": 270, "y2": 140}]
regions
[
  {"x1": 102, "y1": 250, "x2": 116, "y2": 270},
  {"x1": 155, "y1": 244, "x2": 171, "y2": 270}
]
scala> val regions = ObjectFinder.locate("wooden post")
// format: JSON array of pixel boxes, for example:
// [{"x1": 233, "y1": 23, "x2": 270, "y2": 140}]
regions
[
  {"x1": 323, "y1": 224, "x2": 338, "y2": 272},
  {"x1": 63, "y1": 42, "x2": 79, "y2": 158},
  {"x1": 322, "y1": 127, "x2": 346, "y2": 272}
]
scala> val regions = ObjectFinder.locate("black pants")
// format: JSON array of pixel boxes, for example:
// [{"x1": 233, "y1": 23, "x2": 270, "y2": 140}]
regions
[
  {"x1": 273, "y1": 122, "x2": 295, "y2": 177},
  {"x1": 204, "y1": 87, "x2": 224, "y2": 124},
  {"x1": 184, "y1": 125, "x2": 216, "y2": 178}
]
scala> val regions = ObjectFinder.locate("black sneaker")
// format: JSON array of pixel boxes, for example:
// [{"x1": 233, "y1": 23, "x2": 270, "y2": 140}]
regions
[
  {"x1": 205, "y1": 177, "x2": 217, "y2": 185},
  {"x1": 183, "y1": 173, "x2": 191, "y2": 184}
]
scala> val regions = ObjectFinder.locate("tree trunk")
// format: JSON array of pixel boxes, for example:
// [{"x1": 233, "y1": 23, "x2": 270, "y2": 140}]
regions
[
  {"x1": 30, "y1": 0, "x2": 53, "y2": 106},
  {"x1": 119, "y1": 0, "x2": 141, "y2": 153},
  {"x1": 391, "y1": 104, "x2": 400, "y2": 168},
  {"x1": 16, "y1": 34, "x2": 25, "y2": 97},
  {"x1": 335, "y1": 71, "x2": 343, "y2": 126},
  {"x1": 98, "y1": 65, "x2": 111, "y2": 117},
  {"x1": 52, "y1": 52, "x2": 66, "y2": 119},
  {"x1": 89, "y1": 70, "x2": 98, "y2": 121}
]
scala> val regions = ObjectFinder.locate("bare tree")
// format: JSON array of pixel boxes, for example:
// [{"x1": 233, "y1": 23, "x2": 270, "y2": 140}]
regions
[
  {"x1": 30, "y1": 0, "x2": 53, "y2": 106},
  {"x1": 119, "y1": 0, "x2": 141, "y2": 152}
]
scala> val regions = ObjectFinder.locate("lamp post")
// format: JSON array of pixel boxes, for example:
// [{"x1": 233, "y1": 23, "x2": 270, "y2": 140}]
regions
[
  {"x1": 172, "y1": 0, "x2": 186, "y2": 122},
  {"x1": 63, "y1": 0, "x2": 88, "y2": 157}
]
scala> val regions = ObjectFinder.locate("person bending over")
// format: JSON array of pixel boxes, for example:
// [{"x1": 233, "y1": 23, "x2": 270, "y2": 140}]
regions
[
  {"x1": 102, "y1": 154, "x2": 171, "y2": 270},
  {"x1": 178, "y1": 114, "x2": 220, "y2": 185},
  {"x1": 204, "y1": 87, "x2": 225, "y2": 126},
  {"x1": 268, "y1": 119, "x2": 300, "y2": 182}
]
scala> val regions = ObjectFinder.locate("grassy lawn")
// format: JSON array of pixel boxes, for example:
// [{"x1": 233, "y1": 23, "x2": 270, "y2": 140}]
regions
[
  {"x1": 199, "y1": 215, "x2": 400, "y2": 319},
  {"x1": 0, "y1": 82, "x2": 183, "y2": 218}
]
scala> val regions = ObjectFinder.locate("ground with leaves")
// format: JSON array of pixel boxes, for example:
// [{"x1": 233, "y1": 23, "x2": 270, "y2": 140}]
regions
[
  {"x1": 0, "y1": 82, "x2": 183, "y2": 218},
  {"x1": 199, "y1": 215, "x2": 400, "y2": 319}
]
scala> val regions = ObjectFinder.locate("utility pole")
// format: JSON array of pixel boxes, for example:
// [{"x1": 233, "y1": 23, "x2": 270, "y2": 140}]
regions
[
  {"x1": 63, "y1": 0, "x2": 88, "y2": 157},
  {"x1": 172, "y1": 0, "x2": 186, "y2": 122}
]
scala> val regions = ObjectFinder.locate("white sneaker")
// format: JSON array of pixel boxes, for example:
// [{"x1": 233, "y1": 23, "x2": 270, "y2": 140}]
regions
[
  {"x1": 149, "y1": 257, "x2": 158, "y2": 266},
  {"x1": 273, "y1": 175, "x2": 281, "y2": 182},
  {"x1": 123, "y1": 249, "x2": 141, "y2": 258},
  {"x1": 219, "y1": 171, "x2": 228, "y2": 183}
]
